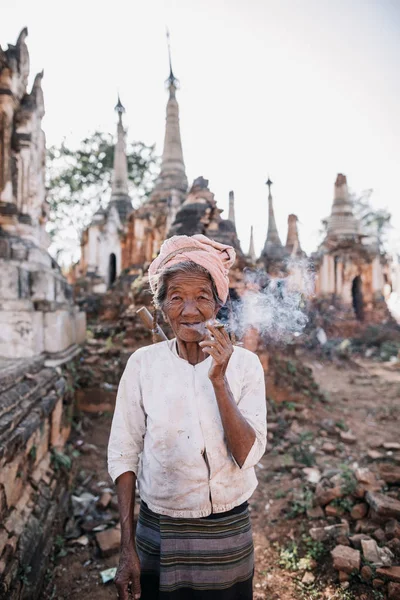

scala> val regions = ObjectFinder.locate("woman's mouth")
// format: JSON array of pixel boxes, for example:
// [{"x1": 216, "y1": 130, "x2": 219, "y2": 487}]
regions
[{"x1": 181, "y1": 322, "x2": 204, "y2": 332}]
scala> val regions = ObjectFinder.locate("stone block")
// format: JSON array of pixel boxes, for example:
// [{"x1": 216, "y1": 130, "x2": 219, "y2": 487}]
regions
[
  {"x1": 310, "y1": 522, "x2": 349, "y2": 542},
  {"x1": 331, "y1": 545, "x2": 360, "y2": 574},
  {"x1": 18, "y1": 268, "x2": 31, "y2": 299},
  {"x1": 0, "y1": 310, "x2": 44, "y2": 358},
  {"x1": 379, "y1": 465, "x2": 400, "y2": 485},
  {"x1": 351, "y1": 503, "x2": 369, "y2": 520},
  {"x1": 349, "y1": 534, "x2": 372, "y2": 549},
  {"x1": 75, "y1": 310, "x2": 87, "y2": 344},
  {"x1": 376, "y1": 567, "x2": 400, "y2": 583},
  {"x1": 386, "y1": 520, "x2": 400, "y2": 540},
  {"x1": 362, "y1": 539, "x2": 393, "y2": 567},
  {"x1": 43, "y1": 310, "x2": 77, "y2": 354},
  {"x1": 366, "y1": 492, "x2": 400, "y2": 520},
  {"x1": 361, "y1": 565, "x2": 373, "y2": 581},
  {"x1": 389, "y1": 582, "x2": 400, "y2": 599},
  {"x1": 30, "y1": 270, "x2": 55, "y2": 302},
  {"x1": 0, "y1": 264, "x2": 19, "y2": 300},
  {"x1": 97, "y1": 492, "x2": 113, "y2": 510},
  {"x1": 4, "y1": 485, "x2": 34, "y2": 536},
  {"x1": 95, "y1": 526, "x2": 121, "y2": 557},
  {"x1": 32, "y1": 420, "x2": 50, "y2": 465},
  {"x1": 50, "y1": 398, "x2": 63, "y2": 448},
  {"x1": 0, "y1": 459, "x2": 24, "y2": 509},
  {"x1": 28, "y1": 247, "x2": 52, "y2": 268},
  {"x1": 387, "y1": 538, "x2": 400, "y2": 556},
  {"x1": 315, "y1": 479, "x2": 343, "y2": 506},
  {"x1": 31, "y1": 454, "x2": 52, "y2": 485}
]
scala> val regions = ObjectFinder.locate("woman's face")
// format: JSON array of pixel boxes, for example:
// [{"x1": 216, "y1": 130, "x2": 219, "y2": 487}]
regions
[{"x1": 162, "y1": 271, "x2": 219, "y2": 343}]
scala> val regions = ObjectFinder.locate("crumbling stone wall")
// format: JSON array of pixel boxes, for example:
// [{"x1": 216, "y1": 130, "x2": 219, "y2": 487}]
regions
[{"x1": 0, "y1": 356, "x2": 75, "y2": 599}]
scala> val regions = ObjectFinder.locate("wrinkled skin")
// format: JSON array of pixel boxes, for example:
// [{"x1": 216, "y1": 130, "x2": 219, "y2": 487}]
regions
[{"x1": 162, "y1": 271, "x2": 234, "y2": 377}]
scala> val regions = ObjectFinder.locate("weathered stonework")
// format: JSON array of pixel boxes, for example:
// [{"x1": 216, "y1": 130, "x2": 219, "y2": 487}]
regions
[
  {"x1": 313, "y1": 174, "x2": 392, "y2": 325},
  {"x1": 0, "y1": 29, "x2": 86, "y2": 359},
  {"x1": 0, "y1": 29, "x2": 85, "y2": 599},
  {"x1": 0, "y1": 356, "x2": 74, "y2": 599}
]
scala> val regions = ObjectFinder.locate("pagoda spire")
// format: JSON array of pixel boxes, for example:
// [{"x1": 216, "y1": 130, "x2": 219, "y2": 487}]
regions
[
  {"x1": 264, "y1": 177, "x2": 283, "y2": 249},
  {"x1": 228, "y1": 190, "x2": 236, "y2": 225},
  {"x1": 286, "y1": 214, "x2": 302, "y2": 255},
  {"x1": 151, "y1": 30, "x2": 188, "y2": 198},
  {"x1": 111, "y1": 95, "x2": 129, "y2": 198},
  {"x1": 326, "y1": 174, "x2": 359, "y2": 239},
  {"x1": 248, "y1": 225, "x2": 257, "y2": 262}
]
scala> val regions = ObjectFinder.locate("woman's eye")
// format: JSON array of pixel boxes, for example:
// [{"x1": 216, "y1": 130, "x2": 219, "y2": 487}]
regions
[{"x1": 171, "y1": 296, "x2": 182, "y2": 301}]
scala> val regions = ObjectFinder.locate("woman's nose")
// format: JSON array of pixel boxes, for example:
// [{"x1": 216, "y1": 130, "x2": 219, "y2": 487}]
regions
[{"x1": 181, "y1": 300, "x2": 200, "y2": 315}]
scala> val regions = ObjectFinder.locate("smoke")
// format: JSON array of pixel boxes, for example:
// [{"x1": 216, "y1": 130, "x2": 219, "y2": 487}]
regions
[{"x1": 228, "y1": 258, "x2": 315, "y2": 343}]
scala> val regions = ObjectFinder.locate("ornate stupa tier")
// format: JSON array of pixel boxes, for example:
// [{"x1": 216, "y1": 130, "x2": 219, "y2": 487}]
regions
[
  {"x1": 109, "y1": 96, "x2": 132, "y2": 223},
  {"x1": 261, "y1": 178, "x2": 285, "y2": 258},
  {"x1": 326, "y1": 174, "x2": 359, "y2": 239},
  {"x1": 150, "y1": 32, "x2": 188, "y2": 201},
  {"x1": 286, "y1": 214, "x2": 304, "y2": 256},
  {"x1": 248, "y1": 225, "x2": 257, "y2": 262}
]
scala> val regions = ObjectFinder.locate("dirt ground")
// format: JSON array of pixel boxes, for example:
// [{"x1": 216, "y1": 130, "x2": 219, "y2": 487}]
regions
[{"x1": 43, "y1": 353, "x2": 400, "y2": 600}]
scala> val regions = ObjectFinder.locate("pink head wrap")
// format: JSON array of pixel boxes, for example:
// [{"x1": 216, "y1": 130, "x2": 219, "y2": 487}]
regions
[{"x1": 149, "y1": 234, "x2": 236, "y2": 304}]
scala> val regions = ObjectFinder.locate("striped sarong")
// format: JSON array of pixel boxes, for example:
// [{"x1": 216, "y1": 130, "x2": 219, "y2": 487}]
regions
[{"x1": 136, "y1": 501, "x2": 254, "y2": 599}]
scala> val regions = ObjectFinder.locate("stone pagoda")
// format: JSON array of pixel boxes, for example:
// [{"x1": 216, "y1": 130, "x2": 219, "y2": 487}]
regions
[
  {"x1": 75, "y1": 97, "x2": 133, "y2": 292},
  {"x1": 122, "y1": 33, "x2": 188, "y2": 269},
  {"x1": 314, "y1": 173, "x2": 391, "y2": 323},
  {"x1": 259, "y1": 178, "x2": 288, "y2": 274},
  {"x1": 285, "y1": 214, "x2": 304, "y2": 257}
]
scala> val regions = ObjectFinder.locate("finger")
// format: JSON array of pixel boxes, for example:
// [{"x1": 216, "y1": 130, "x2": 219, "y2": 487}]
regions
[
  {"x1": 207, "y1": 324, "x2": 232, "y2": 348},
  {"x1": 202, "y1": 347, "x2": 223, "y2": 361},
  {"x1": 132, "y1": 571, "x2": 141, "y2": 599},
  {"x1": 200, "y1": 339, "x2": 222, "y2": 350},
  {"x1": 114, "y1": 580, "x2": 130, "y2": 600},
  {"x1": 204, "y1": 349, "x2": 221, "y2": 362}
]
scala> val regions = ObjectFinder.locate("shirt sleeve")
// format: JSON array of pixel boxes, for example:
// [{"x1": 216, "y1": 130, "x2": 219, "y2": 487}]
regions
[
  {"x1": 107, "y1": 351, "x2": 146, "y2": 483},
  {"x1": 235, "y1": 352, "x2": 267, "y2": 470}
]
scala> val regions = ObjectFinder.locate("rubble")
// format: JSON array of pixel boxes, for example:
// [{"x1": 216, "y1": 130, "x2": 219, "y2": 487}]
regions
[
  {"x1": 331, "y1": 545, "x2": 360, "y2": 574},
  {"x1": 350, "y1": 503, "x2": 369, "y2": 520},
  {"x1": 310, "y1": 522, "x2": 349, "y2": 542},
  {"x1": 366, "y1": 492, "x2": 400, "y2": 520},
  {"x1": 95, "y1": 526, "x2": 121, "y2": 557},
  {"x1": 376, "y1": 566, "x2": 400, "y2": 582},
  {"x1": 389, "y1": 582, "x2": 400, "y2": 599},
  {"x1": 361, "y1": 538, "x2": 393, "y2": 567}
]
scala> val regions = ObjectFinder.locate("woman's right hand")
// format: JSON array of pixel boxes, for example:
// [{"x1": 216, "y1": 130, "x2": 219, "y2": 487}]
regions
[{"x1": 114, "y1": 545, "x2": 141, "y2": 600}]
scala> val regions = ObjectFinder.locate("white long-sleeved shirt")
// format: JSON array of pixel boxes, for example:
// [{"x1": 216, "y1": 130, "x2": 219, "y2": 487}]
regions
[{"x1": 108, "y1": 339, "x2": 267, "y2": 518}]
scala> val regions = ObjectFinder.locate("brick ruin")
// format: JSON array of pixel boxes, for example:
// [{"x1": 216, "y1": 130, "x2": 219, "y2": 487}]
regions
[{"x1": 0, "y1": 29, "x2": 85, "y2": 598}]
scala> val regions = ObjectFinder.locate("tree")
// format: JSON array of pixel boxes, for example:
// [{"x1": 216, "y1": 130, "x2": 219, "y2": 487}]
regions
[
  {"x1": 351, "y1": 189, "x2": 392, "y2": 253},
  {"x1": 46, "y1": 131, "x2": 159, "y2": 266}
]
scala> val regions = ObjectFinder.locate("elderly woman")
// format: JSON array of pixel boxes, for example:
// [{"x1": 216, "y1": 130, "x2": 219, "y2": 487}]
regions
[{"x1": 108, "y1": 234, "x2": 267, "y2": 600}]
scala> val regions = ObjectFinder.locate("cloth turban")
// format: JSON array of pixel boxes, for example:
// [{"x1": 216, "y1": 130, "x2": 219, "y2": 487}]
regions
[{"x1": 149, "y1": 235, "x2": 236, "y2": 304}]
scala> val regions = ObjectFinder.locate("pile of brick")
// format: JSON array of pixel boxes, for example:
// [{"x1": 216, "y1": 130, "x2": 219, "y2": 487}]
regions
[{"x1": 305, "y1": 462, "x2": 400, "y2": 598}]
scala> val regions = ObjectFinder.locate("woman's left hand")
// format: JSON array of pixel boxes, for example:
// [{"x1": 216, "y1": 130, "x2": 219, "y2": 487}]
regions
[{"x1": 199, "y1": 324, "x2": 233, "y2": 383}]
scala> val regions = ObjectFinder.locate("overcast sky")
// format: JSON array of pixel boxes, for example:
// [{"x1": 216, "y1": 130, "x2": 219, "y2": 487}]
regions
[{"x1": 2, "y1": 0, "x2": 400, "y2": 257}]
